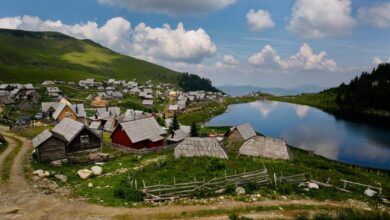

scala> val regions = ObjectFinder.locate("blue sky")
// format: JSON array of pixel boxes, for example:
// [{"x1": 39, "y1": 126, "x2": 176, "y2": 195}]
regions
[{"x1": 0, "y1": 0, "x2": 390, "y2": 88}]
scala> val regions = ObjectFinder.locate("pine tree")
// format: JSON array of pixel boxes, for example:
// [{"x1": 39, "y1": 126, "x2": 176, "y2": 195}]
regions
[
  {"x1": 190, "y1": 121, "x2": 199, "y2": 137},
  {"x1": 168, "y1": 112, "x2": 180, "y2": 134}
]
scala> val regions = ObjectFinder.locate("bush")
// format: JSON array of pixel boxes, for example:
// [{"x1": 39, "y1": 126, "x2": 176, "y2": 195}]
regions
[
  {"x1": 244, "y1": 181, "x2": 259, "y2": 194},
  {"x1": 113, "y1": 186, "x2": 145, "y2": 202},
  {"x1": 207, "y1": 158, "x2": 226, "y2": 171}
]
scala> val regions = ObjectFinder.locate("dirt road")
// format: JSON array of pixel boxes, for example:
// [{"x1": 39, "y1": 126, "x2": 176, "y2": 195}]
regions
[{"x1": 0, "y1": 126, "x2": 356, "y2": 219}]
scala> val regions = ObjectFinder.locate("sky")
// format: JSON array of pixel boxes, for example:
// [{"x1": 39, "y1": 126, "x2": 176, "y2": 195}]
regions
[{"x1": 0, "y1": 0, "x2": 389, "y2": 88}]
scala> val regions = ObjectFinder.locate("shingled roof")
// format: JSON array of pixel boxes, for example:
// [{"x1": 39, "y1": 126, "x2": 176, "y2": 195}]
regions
[
  {"x1": 118, "y1": 117, "x2": 166, "y2": 143},
  {"x1": 52, "y1": 118, "x2": 85, "y2": 142},
  {"x1": 239, "y1": 135, "x2": 290, "y2": 160},
  {"x1": 230, "y1": 123, "x2": 256, "y2": 141},
  {"x1": 32, "y1": 129, "x2": 53, "y2": 147},
  {"x1": 175, "y1": 137, "x2": 228, "y2": 159}
]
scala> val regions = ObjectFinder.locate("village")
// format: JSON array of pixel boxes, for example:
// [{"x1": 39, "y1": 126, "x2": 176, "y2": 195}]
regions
[{"x1": 0, "y1": 78, "x2": 389, "y2": 219}]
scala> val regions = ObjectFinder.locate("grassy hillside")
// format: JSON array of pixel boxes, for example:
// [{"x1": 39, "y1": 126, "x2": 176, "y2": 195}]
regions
[{"x1": 0, "y1": 29, "x2": 181, "y2": 84}]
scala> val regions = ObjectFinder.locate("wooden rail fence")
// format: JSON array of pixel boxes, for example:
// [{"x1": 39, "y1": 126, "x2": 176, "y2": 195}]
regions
[{"x1": 140, "y1": 168, "x2": 269, "y2": 202}]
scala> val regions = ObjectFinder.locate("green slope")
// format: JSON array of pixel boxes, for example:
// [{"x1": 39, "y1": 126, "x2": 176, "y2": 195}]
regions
[{"x1": 0, "y1": 29, "x2": 181, "y2": 83}]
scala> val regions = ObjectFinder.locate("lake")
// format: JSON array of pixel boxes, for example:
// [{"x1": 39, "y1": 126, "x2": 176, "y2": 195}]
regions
[{"x1": 206, "y1": 101, "x2": 390, "y2": 170}]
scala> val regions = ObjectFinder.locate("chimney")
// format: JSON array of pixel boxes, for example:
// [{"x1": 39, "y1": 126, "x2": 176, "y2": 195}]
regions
[{"x1": 75, "y1": 104, "x2": 79, "y2": 114}]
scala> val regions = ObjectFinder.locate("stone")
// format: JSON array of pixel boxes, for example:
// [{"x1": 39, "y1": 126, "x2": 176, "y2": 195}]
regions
[
  {"x1": 303, "y1": 188, "x2": 310, "y2": 192},
  {"x1": 88, "y1": 183, "x2": 94, "y2": 188},
  {"x1": 364, "y1": 188, "x2": 377, "y2": 197},
  {"x1": 235, "y1": 187, "x2": 246, "y2": 195},
  {"x1": 95, "y1": 162, "x2": 105, "y2": 166},
  {"x1": 282, "y1": 196, "x2": 287, "y2": 200},
  {"x1": 137, "y1": 155, "x2": 142, "y2": 160},
  {"x1": 33, "y1": 169, "x2": 44, "y2": 175},
  {"x1": 50, "y1": 160, "x2": 63, "y2": 167},
  {"x1": 91, "y1": 166, "x2": 103, "y2": 176},
  {"x1": 38, "y1": 171, "x2": 50, "y2": 178},
  {"x1": 88, "y1": 153, "x2": 109, "y2": 162},
  {"x1": 77, "y1": 169, "x2": 93, "y2": 180},
  {"x1": 308, "y1": 182, "x2": 319, "y2": 189},
  {"x1": 54, "y1": 174, "x2": 67, "y2": 183}
]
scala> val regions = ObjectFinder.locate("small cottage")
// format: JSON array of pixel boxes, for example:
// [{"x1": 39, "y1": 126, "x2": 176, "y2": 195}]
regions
[
  {"x1": 174, "y1": 137, "x2": 228, "y2": 159},
  {"x1": 239, "y1": 136, "x2": 290, "y2": 160},
  {"x1": 111, "y1": 117, "x2": 166, "y2": 149},
  {"x1": 32, "y1": 118, "x2": 102, "y2": 162},
  {"x1": 227, "y1": 123, "x2": 256, "y2": 142}
]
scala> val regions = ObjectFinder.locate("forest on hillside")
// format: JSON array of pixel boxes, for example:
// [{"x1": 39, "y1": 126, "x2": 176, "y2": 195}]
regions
[
  {"x1": 178, "y1": 73, "x2": 221, "y2": 93},
  {"x1": 333, "y1": 63, "x2": 390, "y2": 111}
]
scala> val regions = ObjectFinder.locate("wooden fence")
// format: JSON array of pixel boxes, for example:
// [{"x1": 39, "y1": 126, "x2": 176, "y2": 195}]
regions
[{"x1": 140, "y1": 168, "x2": 269, "y2": 202}]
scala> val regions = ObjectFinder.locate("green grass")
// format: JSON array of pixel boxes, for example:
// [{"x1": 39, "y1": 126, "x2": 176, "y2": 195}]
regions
[
  {"x1": 1, "y1": 136, "x2": 22, "y2": 181},
  {"x1": 0, "y1": 29, "x2": 180, "y2": 84},
  {"x1": 15, "y1": 126, "x2": 53, "y2": 139}
]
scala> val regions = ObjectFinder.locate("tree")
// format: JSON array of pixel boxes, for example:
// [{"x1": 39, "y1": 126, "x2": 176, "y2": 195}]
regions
[
  {"x1": 168, "y1": 112, "x2": 180, "y2": 135},
  {"x1": 190, "y1": 121, "x2": 199, "y2": 137}
]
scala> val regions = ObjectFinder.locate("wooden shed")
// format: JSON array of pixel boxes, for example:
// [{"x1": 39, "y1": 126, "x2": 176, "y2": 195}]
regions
[
  {"x1": 239, "y1": 136, "x2": 290, "y2": 160},
  {"x1": 227, "y1": 123, "x2": 256, "y2": 142},
  {"x1": 32, "y1": 129, "x2": 67, "y2": 162},
  {"x1": 111, "y1": 117, "x2": 166, "y2": 149},
  {"x1": 174, "y1": 137, "x2": 228, "y2": 159}
]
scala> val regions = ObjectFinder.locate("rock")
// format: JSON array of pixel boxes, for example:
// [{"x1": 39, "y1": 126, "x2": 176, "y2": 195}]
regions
[
  {"x1": 95, "y1": 162, "x2": 105, "y2": 166},
  {"x1": 88, "y1": 153, "x2": 109, "y2": 162},
  {"x1": 91, "y1": 166, "x2": 103, "y2": 176},
  {"x1": 77, "y1": 169, "x2": 93, "y2": 180},
  {"x1": 308, "y1": 182, "x2": 319, "y2": 189},
  {"x1": 33, "y1": 169, "x2": 44, "y2": 175},
  {"x1": 50, "y1": 160, "x2": 63, "y2": 167},
  {"x1": 54, "y1": 174, "x2": 67, "y2": 183},
  {"x1": 88, "y1": 183, "x2": 94, "y2": 188},
  {"x1": 303, "y1": 188, "x2": 310, "y2": 192},
  {"x1": 235, "y1": 187, "x2": 246, "y2": 195},
  {"x1": 282, "y1": 196, "x2": 287, "y2": 200},
  {"x1": 364, "y1": 188, "x2": 377, "y2": 197},
  {"x1": 137, "y1": 155, "x2": 142, "y2": 160},
  {"x1": 298, "y1": 183, "x2": 306, "y2": 187},
  {"x1": 38, "y1": 171, "x2": 50, "y2": 178}
]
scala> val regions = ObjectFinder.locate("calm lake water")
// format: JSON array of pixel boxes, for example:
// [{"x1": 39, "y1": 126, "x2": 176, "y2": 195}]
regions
[{"x1": 206, "y1": 101, "x2": 390, "y2": 170}]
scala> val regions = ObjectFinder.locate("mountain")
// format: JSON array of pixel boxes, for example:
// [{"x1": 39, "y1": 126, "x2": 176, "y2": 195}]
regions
[
  {"x1": 0, "y1": 29, "x2": 181, "y2": 84},
  {"x1": 218, "y1": 84, "x2": 324, "y2": 96}
]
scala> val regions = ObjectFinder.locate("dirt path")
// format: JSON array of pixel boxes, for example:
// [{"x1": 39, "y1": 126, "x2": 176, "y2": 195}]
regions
[{"x1": 0, "y1": 126, "x2": 361, "y2": 219}]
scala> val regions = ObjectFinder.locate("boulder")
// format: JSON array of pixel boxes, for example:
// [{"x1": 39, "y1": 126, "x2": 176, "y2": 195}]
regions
[
  {"x1": 88, "y1": 183, "x2": 94, "y2": 188},
  {"x1": 50, "y1": 160, "x2": 63, "y2": 167},
  {"x1": 77, "y1": 169, "x2": 93, "y2": 180},
  {"x1": 32, "y1": 170, "x2": 44, "y2": 175},
  {"x1": 54, "y1": 174, "x2": 67, "y2": 183},
  {"x1": 235, "y1": 187, "x2": 246, "y2": 195},
  {"x1": 91, "y1": 166, "x2": 103, "y2": 176},
  {"x1": 38, "y1": 171, "x2": 50, "y2": 178},
  {"x1": 364, "y1": 188, "x2": 377, "y2": 197},
  {"x1": 308, "y1": 182, "x2": 319, "y2": 190},
  {"x1": 88, "y1": 153, "x2": 109, "y2": 162}
]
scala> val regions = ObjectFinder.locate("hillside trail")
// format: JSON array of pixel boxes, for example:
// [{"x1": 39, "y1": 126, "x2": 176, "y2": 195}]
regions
[{"x1": 0, "y1": 125, "x2": 356, "y2": 219}]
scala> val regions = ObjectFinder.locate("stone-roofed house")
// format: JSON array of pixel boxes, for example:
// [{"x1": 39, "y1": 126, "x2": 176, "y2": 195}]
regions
[{"x1": 111, "y1": 117, "x2": 166, "y2": 149}]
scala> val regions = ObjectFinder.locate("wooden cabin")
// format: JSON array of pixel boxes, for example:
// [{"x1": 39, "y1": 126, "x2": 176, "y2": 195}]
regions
[
  {"x1": 111, "y1": 117, "x2": 166, "y2": 149},
  {"x1": 32, "y1": 118, "x2": 102, "y2": 162},
  {"x1": 226, "y1": 123, "x2": 256, "y2": 142},
  {"x1": 239, "y1": 135, "x2": 290, "y2": 160},
  {"x1": 174, "y1": 137, "x2": 228, "y2": 159}
]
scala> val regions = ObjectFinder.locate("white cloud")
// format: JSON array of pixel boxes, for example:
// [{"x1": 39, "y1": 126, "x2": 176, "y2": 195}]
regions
[
  {"x1": 97, "y1": 0, "x2": 235, "y2": 15},
  {"x1": 372, "y1": 57, "x2": 390, "y2": 65},
  {"x1": 248, "y1": 43, "x2": 338, "y2": 72},
  {"x1": 215, "y1": 55, "x2": 239, "y2": 68},
  {"x1": 288, "y1": 0, "x2": 355, "y2": 38},
  {"x1": 246, "y1": 9, "x2": 275, "y2": 31},
  {"x1": 0, "y1": 15, "x2": 216, "y2": 64},
  {"x1": 358, "y1": 3, "x2": 390, "y2": 29}
]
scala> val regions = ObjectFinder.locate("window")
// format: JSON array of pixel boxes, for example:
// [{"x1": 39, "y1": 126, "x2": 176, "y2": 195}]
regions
[{"x1": 80, "y1": 135, "x2": 89, "y2": 144}]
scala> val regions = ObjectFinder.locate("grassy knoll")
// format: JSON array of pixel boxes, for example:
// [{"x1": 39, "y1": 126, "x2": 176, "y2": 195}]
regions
[{"x1": 1, "y1": 136, "x2": 22, "y2": 181}]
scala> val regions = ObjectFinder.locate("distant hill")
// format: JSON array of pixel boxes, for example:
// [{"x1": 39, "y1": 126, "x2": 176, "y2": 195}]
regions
[
  {"x1": 218, "y1": 85, "x2": 324, "y2": 96},
  {"x1": 0, "y1": 29, "x2": 181, "y2": 84}
]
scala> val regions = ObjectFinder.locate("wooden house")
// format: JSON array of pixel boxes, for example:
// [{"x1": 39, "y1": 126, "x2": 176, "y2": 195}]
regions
[
  {"x1": 174, "y1": 137, "x2": 228, "y2": 159},
  {"x1": 90, "y1": 96, "x2": 109, "y2": 108},
  {"x1": 166, "y1": 128, "x2": 189, "y2": 145},
  {"x1": 239, "y1": 136, "x2": 290, "y2": 160},
  {"x1": 111, "y1": 117, "x2": 166, "y2": 149},
  {"x1": 32, "y1": 118, "x2": 102, "y2": 162},
  {"x1": 52, "y1": 103, "x2": 86, "y2": 122},
  {"x1": 226, "y1": 123, "x2": 256, "y2": 142}
]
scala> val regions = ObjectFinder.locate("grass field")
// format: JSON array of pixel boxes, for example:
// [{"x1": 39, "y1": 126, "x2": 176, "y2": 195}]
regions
[{"x1": 0, "y1": 29, "x2": 180, "y2": 84}]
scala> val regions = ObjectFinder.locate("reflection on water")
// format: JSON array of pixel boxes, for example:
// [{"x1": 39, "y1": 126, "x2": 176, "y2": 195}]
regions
[{"x1": 206, "y1": 100, "x2": 390, "y2": 169}]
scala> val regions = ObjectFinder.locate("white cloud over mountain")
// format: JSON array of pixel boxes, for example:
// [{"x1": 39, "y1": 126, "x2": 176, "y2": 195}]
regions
[
  {"x1": 288, "y1": 0, "x2": 355, "y2": 38},
  {"x1": 246, "y1": 9, "x2": 275, "y2": 31},
  {"x1": 97, "y1": 0, "x2": 235, "y2": 15},
  {"x1": 0, "y1": 15, "x2": 216, "y2": 64},
  {"x1": 248, "y1": 43, "x2": 338, "y2": 71},
  {"x1": 358, "y1": 2, "x2": 390, "y2": 29}
]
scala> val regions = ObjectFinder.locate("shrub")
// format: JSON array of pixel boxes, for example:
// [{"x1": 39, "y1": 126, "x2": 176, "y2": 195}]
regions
[
  {"x1": 207, "y1": 158, "x2": 226, "y2": 171},
  {"x1": 113, "y1": 186, "x2": 145, "y2": 202}
]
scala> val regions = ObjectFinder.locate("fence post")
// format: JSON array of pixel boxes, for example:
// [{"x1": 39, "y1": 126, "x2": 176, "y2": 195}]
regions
[
  {"x1": 274, "y1": 173, "x2": 277, "y2": 188},
  {"x1": 174, "y1": 176, "x2": 176, "y2": 185}
]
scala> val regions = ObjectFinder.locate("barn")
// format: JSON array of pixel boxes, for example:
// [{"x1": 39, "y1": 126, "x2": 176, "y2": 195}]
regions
[
  {"x1": 174, "y1": 137, "x2": 228, "y2": 159},
  {"x1": 226, "y1": 123, "x2": 256, "y2": 142},
  {"x1": 32, "y1": 118, "x2": 102, "y2": 162},
  {"x1": 111, "y1": 117, "x2": 166, "y2": 149},
  {"x1": 239, "y1": 136, "x2": 290, "y2": 160}
]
